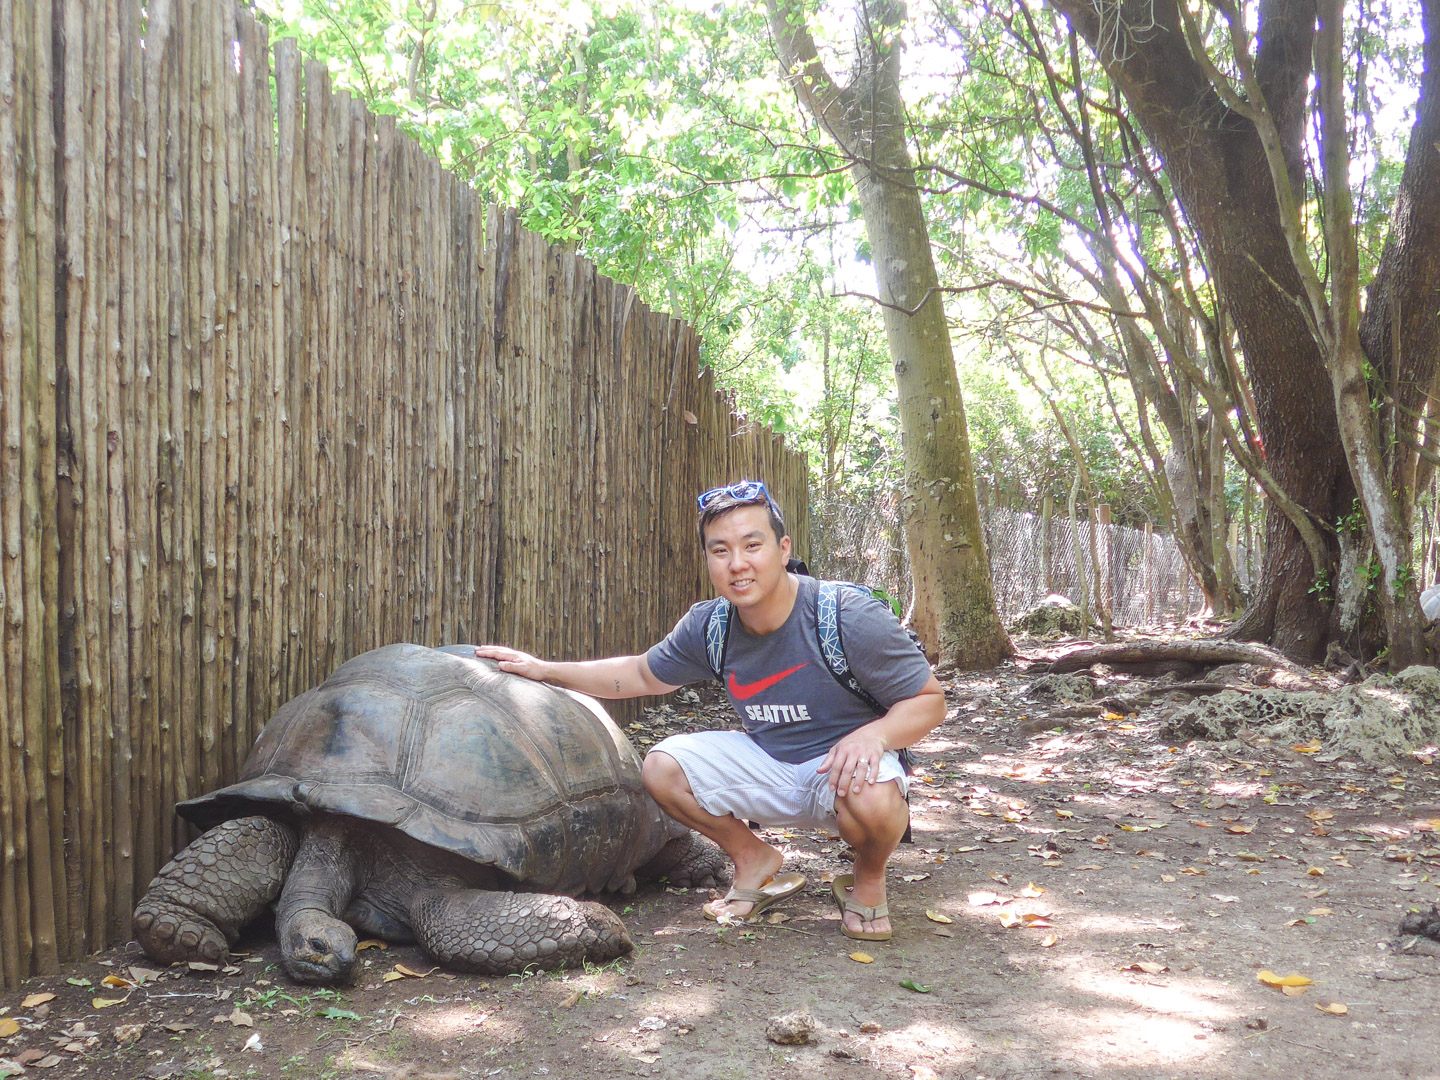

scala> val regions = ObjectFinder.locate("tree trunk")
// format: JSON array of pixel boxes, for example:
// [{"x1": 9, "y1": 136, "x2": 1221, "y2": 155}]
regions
[
  {"x1": 1050, "y1": 0, "x2": 1348, "y2": 659},
  {"x1": 767, "y1": 0, "x2": 1011, "y2": 668}
]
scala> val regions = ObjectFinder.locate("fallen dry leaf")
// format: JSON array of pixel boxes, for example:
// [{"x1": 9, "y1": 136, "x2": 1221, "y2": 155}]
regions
[
  {"x1": 1161, "y1": 874, "x2": 1177, "y2": 883},
  {"x1": 356, "y1": 939, "x2": 388, "y2": 952},
  {"x1": 33, "y1": 1054, "x2": 62, "y2": 1069},
  {"x1": 1039, "y1": 934, "x2": 1059, "y2": 948},
  {"x1": 968, "y1": 890, "x2": 1004, "y2": 906},
  {"x1": 227, "y1": 1008, "x2": 255, "y2": 1028},
  {"x1": 902, "y1": 873, "x2": 931, "y2": 882},
  {"x1": 1225, "y1": 824, "x2": 1255, "y2": 835},
  {"x1": 849, "y1": 952, "x2": 874, "y2": 964},
  {"x1": 21, "y1": 993, "x2": 55, "y2": 1008},
  {"x1": 910, "y1": 1066, "x2": 941, "y2": 1080},
  {"x1": 1257, "y1": 970, "x2": 1313, "y2": 989},
  {"x1": 1018, "y1": 883, "x2": 1045, "y2": 898},
  {"x1": 1292, "y1": 740, "x2": 1323, "y2": 754},
  {"x1": 925, "y1": 910, "x2": 953, "y2": 924},
  {"x1": 1122, "y1": 962, "x2": 1168, "y2": 975},
  {"x1": 999, "y1": 911, "x2": 1055, "y2": 929},
  {"x1": 394, "y1": 964, "x2": 438, "y2": 978},
  {"x1": 91, "y1": 997, "x2": 126, "y2": 1009},
  {"x1": 1281, "y1": 984, "x2": 1309, "y2": 997},
  {"x1": 113, "y1": 1023, "x2": 144, "y2": 1046},
  {"x1": 1316, "y1": 1002, "x2": 1348, "y2": 1016},
  {"x1": 1056, "y1": 810, "x2": 1074, "y2": 819},
  {"x1": 381, "y1": 972, "x2": 406, "y2": 983},
  {"x1": 1309, "y1": 907, "x2": 1334, "y2": 916},
  {"x1": 0, "y1": 1019, "x2": 19, "y2": 1039},
  {"x1": 1308, "y1": 867, "x2": 1326, "y2": 876},
  {"x1": 187, "y1": 961, "x2": 220, "y2": 973},
  {"x1": 101, "y1": 974, "x2": 134, "y2": 989},
  {"x1": 557, "y1": 991, "x2": 583, "y2": 1010}
]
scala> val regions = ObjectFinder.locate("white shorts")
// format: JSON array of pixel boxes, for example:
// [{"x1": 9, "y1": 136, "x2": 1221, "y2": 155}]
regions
[{"x1": 647, "y1": 730, "x2": 908, "y2": 831}]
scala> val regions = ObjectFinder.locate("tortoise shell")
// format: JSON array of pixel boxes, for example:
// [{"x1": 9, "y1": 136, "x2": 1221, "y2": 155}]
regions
[{"x1": 178, "y1": 644, "x2": 673, "y2": 896}]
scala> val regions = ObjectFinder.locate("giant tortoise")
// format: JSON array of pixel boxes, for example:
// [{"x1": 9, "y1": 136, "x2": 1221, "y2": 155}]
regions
[{"x1": 132, "y1": 644, "x2": 726, "y2": 983}]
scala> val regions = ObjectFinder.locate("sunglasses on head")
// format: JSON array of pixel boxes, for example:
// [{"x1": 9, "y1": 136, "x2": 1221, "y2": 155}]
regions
[{"x1": 696, "y1": 480, "x2": 782, "y2": 518}]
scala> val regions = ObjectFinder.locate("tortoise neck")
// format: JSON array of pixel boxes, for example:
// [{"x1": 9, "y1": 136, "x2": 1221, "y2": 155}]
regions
[
  {"x1": 275, "y1": 814, "x2": 365, "y2": 918},
  {"x1": 274, "y1": 815, "x2": 366, "y2": 983}
]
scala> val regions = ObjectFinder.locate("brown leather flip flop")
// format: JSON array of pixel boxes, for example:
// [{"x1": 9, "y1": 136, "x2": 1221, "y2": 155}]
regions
[
  {"x1": 703, "y1": 872, "x2": 807, "y2": 922},
  {"x1": 830, "y1": 872, "x2": 892, "y2": 941}
]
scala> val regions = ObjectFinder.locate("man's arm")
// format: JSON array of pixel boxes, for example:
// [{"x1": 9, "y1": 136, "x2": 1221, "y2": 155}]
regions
[
  {"x1": 474, "y1": 645, "x2": 680, "y2": 700},
  {"x1": 817, "y1": 675, "x2": 946, "y2": 793}
]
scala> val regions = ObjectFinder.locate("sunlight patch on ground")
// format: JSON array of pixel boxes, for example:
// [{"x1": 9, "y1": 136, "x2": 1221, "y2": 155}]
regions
[
  {"x1": 1210, "y1": 780, "x2": 1265, "y2": 798},
  {"x1": 1061, "y1": 1008, "x2": 1221, "y2": 1067},
  {"x1": 408, "y1": 1001, "x2": 521, "y2": 1041},
  {"x1": 1057, "y1": 965, "x2": 1241, "y2": 1025},
  {"x1": 875, "y1": 1018, "x2": 977, "y2": 1063}
]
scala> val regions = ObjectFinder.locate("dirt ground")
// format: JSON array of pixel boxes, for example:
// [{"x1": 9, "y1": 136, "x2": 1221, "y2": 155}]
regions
[{"x1": 3, "y1": 631, "x2": 1439, "y2": 1080}]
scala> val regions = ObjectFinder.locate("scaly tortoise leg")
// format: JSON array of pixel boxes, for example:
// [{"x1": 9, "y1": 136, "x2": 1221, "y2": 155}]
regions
[
  {"x1": 637, "y1": 832, "x2": 730, "y2": 890},
  {"x1": 132, "y1": 816, "x2": 298, "y2": 966},
  {"x1": 409, "y1": 889, "x2": 632, "y2": 975}
]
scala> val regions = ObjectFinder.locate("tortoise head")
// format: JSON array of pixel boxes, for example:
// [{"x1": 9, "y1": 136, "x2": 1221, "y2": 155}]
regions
[{"x1": 280, "y1": 908, "x2": 357, "y2": 984}]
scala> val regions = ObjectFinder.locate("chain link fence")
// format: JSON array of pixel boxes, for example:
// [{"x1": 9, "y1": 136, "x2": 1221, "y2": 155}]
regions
[{"x1": 808, "y1": 498, "x2": 1246, "y2": 628}]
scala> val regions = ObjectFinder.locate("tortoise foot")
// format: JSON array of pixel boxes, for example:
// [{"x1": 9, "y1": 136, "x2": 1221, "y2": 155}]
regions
[
  {"x1": 640, "y1": 832, "x2": 730, "y2": 890},
  {"x1": 132, "y1": 815, "x2": 299, "y2": 967},
  {"x1": 410, "y1": 889, "x2": 632, "y2": 975},
  {"x1": 132, "y1": 898, "x2": 230, "y2": 965}
]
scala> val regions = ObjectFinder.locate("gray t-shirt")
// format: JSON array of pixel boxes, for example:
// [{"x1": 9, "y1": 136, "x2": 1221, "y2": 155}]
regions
[{"x1": 646, "y1": 575, "x2": 933, "y2": 763}]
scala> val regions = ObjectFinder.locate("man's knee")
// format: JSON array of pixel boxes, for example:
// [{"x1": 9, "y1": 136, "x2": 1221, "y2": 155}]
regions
[
  {"x1": 835, "y1": 779, "x2": 908, "y2": 833},
  {"x1": 642, "y1": 750, "x2": 690, "y2": 803}
]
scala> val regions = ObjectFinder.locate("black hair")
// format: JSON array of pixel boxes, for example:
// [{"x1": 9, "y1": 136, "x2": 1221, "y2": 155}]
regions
[{"x1": 696, "y1": 492, "x2": 786, "y2": 548}]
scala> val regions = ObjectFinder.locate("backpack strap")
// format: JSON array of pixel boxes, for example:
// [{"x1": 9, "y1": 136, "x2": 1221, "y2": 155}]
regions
[
  {"x1": 816, "y1": 582, "x2": 887, "y2": 714},
  {"x1": 705, "y1": 598, "x2": 733, "y2": 682}
]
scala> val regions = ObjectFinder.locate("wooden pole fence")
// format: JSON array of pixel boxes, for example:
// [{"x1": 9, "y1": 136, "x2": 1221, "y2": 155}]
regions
[{"x1": 0, "y1": 0, "x2": 809, "y2": 986}]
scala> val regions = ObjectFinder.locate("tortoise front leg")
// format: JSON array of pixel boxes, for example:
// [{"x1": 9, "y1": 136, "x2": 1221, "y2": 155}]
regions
[
  {"x1": 133, "y1": 816, "x2": 298, "y2": 966},
  {"x1": 637, "y1": 831, "x2": 729, "y2": 890},
  {"x1": 409, "y1": 889, "x2": 632, "y2": 975}
]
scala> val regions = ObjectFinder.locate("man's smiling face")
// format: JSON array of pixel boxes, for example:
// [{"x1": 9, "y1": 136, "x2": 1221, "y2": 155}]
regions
[{"x1": 703, "y1": 504, "x2": 792, "y2": 612}]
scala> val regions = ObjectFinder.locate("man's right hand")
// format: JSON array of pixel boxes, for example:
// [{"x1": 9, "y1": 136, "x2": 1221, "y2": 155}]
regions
[{"x1": 474, "y1": 644, "x2": 550, "y2": 682}]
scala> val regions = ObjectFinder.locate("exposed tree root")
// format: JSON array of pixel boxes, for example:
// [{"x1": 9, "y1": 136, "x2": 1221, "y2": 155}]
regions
[{"x1": 1047, "y1": 639, "x2": 1307, "y2": 675}]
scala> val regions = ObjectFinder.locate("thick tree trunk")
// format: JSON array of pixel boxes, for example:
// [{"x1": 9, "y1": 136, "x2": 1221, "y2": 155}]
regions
[
  {"x1": 767, "y1": 0, "x2": 1011, "y2": 668},
  {"x1": 1050, "y1": 0, "x2": 1440, "y2": 663},
  {"x1": 1051, "y1": 0, "x2": 1348, "y2": 659}
]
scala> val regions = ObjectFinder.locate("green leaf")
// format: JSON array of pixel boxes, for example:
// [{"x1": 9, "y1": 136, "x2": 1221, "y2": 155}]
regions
[
  {"x1": 899, "y1": 979, "x2": 931, "y2": 994},
  {"x1": 318, "y1": 1006, "x2": 361, "y2": 1021}
]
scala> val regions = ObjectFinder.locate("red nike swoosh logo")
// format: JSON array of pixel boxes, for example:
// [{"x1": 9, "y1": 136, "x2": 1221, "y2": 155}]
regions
[{"x1": 728, "y1": 663, "x2": 808, "y2": 701}]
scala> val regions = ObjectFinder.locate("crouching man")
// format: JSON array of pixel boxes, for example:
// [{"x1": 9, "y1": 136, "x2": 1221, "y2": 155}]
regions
[{"x1": 478, "y1": 480, "x2": 944, "y2": 940}]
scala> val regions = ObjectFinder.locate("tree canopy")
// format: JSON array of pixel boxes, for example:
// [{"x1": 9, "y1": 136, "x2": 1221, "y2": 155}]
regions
[{"x1": 260, "y1": 0, "x2": 1440, "y2": 664}]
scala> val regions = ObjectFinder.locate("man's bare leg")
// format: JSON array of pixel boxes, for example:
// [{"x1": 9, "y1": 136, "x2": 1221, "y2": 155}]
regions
[
  {"x1": 833, "y1": 780, "x2": 908, "y2": 937},
  {"x1": 642, "y1": 751, "x2": 784, "y2": 919}
]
